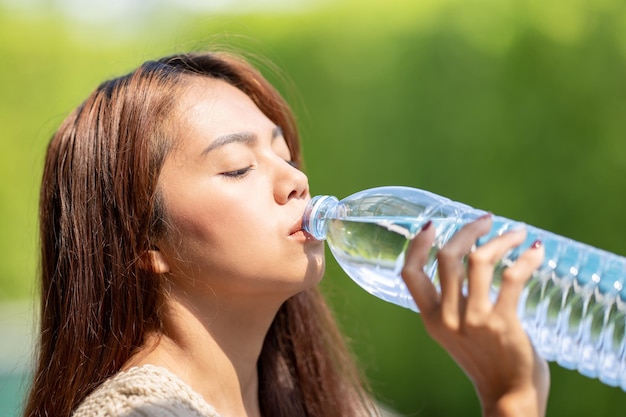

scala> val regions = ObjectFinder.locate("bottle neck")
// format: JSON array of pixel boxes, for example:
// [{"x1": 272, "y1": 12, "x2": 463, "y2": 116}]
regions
[{"x1": 302, "y1": 195, "x2": 339, "y2": 240}]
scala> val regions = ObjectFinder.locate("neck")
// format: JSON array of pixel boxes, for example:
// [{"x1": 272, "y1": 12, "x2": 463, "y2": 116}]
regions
[{"x1": 128, "y1": 290, "x2": 284, "y2": 417}]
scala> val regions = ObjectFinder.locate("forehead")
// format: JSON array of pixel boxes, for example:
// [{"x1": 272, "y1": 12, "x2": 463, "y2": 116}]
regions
[
  {"x1": 177, "y1": 77, "x2": 274, "y2": 137},
  {"x1": 167, "y1": 77, "x2": 281, "y2": 161}
]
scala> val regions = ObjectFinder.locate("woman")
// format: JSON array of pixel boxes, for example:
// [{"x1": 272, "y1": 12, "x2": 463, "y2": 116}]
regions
[{"x1": 24, "y1": 51, "x2": 549, "y2": 417}]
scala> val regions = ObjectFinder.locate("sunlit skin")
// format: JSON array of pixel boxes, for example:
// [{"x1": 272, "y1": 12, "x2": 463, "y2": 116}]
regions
[
  {"x1": 402, "y1": 218, "x2": 549, "y2": 417},
  {"x1": 127, "y1": 77, "x2": 324, "y2": 417},
  {"x1": 156, "y1": 78, "x2": 324, "y2": 304}
]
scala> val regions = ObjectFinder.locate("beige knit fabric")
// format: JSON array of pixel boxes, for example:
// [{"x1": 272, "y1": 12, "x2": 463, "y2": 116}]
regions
[{"x1": 72, "y1": 365, "x2": 223, "y2": 417}]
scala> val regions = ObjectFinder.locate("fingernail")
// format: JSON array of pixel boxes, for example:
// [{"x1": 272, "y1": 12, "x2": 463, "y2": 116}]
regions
[
  {"x1": 531, "y1": 240, "x2": 542, "y2": 249},
  {"x1": 421, "y1": 220, "x2": 433, "y2": 231}
]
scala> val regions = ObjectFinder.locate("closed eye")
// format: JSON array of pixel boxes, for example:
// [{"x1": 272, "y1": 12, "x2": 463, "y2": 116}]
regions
[{"x1": 221, "y1": 166, "x2": 254, "y2": 179}]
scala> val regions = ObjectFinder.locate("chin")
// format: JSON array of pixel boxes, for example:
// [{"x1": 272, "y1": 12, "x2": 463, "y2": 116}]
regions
[
  {"x1": 305, "y1": 252, "x2": 325, "y2": 283},
  {"x1": 280, "y1": 257, "x2": 325, "y2": 299}
]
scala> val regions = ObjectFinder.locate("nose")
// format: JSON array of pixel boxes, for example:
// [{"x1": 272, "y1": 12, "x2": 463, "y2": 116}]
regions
[{"x1": 274, "y1": 159, "x2": 310, "y2": 205}]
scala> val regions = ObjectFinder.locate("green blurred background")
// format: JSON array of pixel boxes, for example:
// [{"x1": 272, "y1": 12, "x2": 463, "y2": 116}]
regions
[{"x1": 2, "y1": 0, "x2": 626, "y2": 415}]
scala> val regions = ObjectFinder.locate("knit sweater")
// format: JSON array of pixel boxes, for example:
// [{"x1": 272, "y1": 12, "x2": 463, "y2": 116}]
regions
[{"x1": 72, "y1": 365, "x2": 223, "y2": 417}]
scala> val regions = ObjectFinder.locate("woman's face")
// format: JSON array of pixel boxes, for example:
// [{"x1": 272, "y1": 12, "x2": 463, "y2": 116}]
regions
[{"x1": 156, "y1": 77, "x2": 325, "y2": 303}]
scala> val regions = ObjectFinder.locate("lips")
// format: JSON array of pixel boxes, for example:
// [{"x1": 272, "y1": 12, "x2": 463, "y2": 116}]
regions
[
  {"x1": 288, "y1": 218, "x2": 305, "y2": 236},
  {"x1": 288, "y1": 216, "x2": 315, "y2": 239},
  {"x1": 288, "y1": 200, "x2": 316, "y2": 239}
]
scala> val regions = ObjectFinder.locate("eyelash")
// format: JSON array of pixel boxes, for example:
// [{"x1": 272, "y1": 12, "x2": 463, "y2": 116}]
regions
[
  {"x1": 221, "y1": 160, "x2": 298, "y2": 180},
  {"x1": 221, "y1": 167, "x2": 253, "y2": 179}
]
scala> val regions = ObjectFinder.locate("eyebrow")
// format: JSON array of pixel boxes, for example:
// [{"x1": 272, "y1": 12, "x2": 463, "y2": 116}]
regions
[{"x1": 200, "y1": 125, "x2": 283, "y2": 156}]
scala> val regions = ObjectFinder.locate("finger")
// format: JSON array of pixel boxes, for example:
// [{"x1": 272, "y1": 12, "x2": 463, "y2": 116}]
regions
[
  {"x1": 437, "y1": 214, "x2": 493, "y2": 320},
  {"x1": 401, "y1": 221, "x2": 438, "y2": 314},
  {"x1": 495, "y1": 239, "x2": 544, "y2": 315},
  {"x1": 465, "y1": 228, "x2": 528, "y2": 316}
]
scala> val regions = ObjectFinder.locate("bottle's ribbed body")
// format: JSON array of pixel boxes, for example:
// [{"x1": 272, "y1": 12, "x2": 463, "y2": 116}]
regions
[{"x1": 302, "y1": 186, "x2": 626, "y2": 390}]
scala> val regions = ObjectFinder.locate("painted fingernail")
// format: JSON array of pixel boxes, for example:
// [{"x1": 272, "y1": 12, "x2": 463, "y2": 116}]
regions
[
  {"x1": 531, "y1": 240, "x2": 542, "y2": 249},
  {"x1": 421, "y1": 220, "x2": 433, "y2": 231},
  {"x1": 478, "y1": 212, "x2": 492, "y2": 221}
]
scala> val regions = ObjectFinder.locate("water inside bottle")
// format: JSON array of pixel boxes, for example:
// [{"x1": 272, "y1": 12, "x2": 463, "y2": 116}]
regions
[
  {"x1": 325, "y1": 216, "x2": 453, "y2": 311},
  {"x1": 324, "y1": 214, "x2": 626, "y2": 386}
]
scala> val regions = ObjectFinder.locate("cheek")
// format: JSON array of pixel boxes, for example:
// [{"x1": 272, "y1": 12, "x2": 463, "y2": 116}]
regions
[{"x1": 162, "y1": 194, "x2": 267, "y2": 269}]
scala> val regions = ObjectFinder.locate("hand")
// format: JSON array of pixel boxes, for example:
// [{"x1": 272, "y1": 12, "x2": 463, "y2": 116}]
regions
[{"x1": 401, "y1": 215, "x2": 550, "y2": 417}]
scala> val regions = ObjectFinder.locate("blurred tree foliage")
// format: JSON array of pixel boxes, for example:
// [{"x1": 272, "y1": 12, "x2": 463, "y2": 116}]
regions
[{"x1": 2, "y1": 0, "x2": 626, "y2": 415}]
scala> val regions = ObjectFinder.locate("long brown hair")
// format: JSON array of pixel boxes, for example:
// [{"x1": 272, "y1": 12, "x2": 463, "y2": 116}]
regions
[{"x1": 24, "y1": 52, "x2": 376, "y2": 417}]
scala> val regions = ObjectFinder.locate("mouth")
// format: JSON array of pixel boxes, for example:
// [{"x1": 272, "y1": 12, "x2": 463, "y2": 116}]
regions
[
  {"x1": 288, "y1": 217, "x2": 315, "y2": 240},
  {"x1": 288, "y1": 221, "x2": 305, "y2": 236}
]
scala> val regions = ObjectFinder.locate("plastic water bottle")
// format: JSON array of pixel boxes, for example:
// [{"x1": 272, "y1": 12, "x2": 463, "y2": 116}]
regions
[{"x1": 302, "y1": 186, "x2": 626, "y2": 390}]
